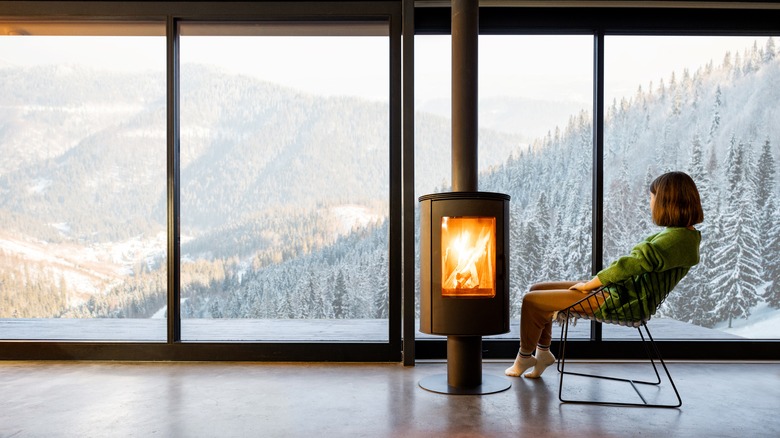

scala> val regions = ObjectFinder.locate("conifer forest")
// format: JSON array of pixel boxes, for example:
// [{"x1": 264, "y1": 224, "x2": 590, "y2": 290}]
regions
[{"x1": 1, "y1": 37, "x2": 778, "y2": 338}]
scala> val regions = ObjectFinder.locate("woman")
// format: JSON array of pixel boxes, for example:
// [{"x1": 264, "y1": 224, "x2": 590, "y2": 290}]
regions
[{"x1": 506, "y1": 171, "x2": 704, "y2": 379}]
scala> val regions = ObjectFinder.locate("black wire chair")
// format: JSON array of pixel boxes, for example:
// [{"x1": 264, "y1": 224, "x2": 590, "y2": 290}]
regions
[{"x1": 556, "y1": 270, "x2": 685, "y2": 408}]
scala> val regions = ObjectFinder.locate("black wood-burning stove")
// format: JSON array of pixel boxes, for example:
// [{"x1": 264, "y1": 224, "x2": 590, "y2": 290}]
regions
[
  {"x1": 419, "y1": 192, "x2": 510, "y2": 336},
  {"x1": 417, "y1": 0, "x2": 511, "y2": 395},
  {"x1": 418, "y1": 192, "x2": 511, "y2": 394}
]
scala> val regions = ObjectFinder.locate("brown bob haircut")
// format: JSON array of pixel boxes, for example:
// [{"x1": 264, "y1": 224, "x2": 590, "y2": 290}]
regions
[{"x1": 649, "y1": 171, "x2": 704, "y2": 227}]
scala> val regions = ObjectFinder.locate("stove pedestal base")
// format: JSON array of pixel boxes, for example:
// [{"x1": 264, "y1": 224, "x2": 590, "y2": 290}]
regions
[
  {"x1": 418, "y1": 373, "x2": 511, "y2": 395},
  {"x1": 419, "y1": 336, "x2": 511, "y2": 395}
]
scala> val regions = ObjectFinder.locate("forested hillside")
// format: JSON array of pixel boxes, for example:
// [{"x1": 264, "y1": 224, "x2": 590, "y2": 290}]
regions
[
  {"x1": 480, "y1": 38, "x2": 780, "y2": 327},
  {"x1": 0, "y1": 62, "x2": 522, "y2": 319},
  {"x1": 2, "y1": 38, "x2": 779, "y2": 333}
]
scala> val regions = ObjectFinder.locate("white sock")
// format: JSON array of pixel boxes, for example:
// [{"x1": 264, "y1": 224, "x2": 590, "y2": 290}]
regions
[
  {"x1": 524, "y1": 348, "x2": 556, "y2": 379},
  {"x1": 505, "y1": 351, "x2": 536, "y2": 377}
]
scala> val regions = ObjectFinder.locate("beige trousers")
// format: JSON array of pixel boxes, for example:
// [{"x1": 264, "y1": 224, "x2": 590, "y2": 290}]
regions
[{"x1": 519, "y1": 281, "x2": 604, "y2": 353}]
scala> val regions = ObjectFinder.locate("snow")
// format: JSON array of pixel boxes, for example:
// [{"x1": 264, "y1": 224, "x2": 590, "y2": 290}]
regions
[
  {"x1": 330, "y1": 204, "x2": 383, "y2": 235},
  {"x1": 0, "y1": 230, "x2": 165, "y2": 303},
  {"x1": 50, "y1": 222, "x2": 71, "y2": 234},
  {"x1": 0, "y1": 235, "x2": 105, "y2": 294},
  {"x1": 95, "y1": 231, "x2": 166, "y2": 269},
  {"x1": 3, "y1": 42, "x2": 780, "y2": 325},
  {"x1": 714, "y1": 302, "x2": 780, "y2": 339},
  {"x1": 28, "y1": 178, "x2": 51, "y2": 194},
  {"x1": 151, "y1": 298, "x2": 188, "y2": 319},
  {"x1": 19, "y1": 103, "x2": 145, "y2": 114}
]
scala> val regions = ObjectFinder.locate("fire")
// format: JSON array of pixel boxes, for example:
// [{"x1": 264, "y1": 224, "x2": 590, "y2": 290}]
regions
[{"x1": 441, "y1": 217, "x2": 496, "y2": 297}]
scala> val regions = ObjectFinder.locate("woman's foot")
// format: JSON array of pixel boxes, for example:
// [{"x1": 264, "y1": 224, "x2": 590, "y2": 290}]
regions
[
  {"x1": 524, "y1": 349, "x2": 556, "y2": 379},
  {"x1": 505, "y1": 353, "x2": 536, "y2": 377}
]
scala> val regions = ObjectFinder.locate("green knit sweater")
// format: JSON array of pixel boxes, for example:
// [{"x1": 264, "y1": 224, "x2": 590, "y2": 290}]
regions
[{"x1": 593, "y1": 227, "x2": 701, "y2": 323}]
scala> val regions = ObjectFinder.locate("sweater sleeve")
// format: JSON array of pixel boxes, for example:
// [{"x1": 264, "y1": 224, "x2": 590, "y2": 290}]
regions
[{"x1": 596, "y1": 228, "x2": 698, "y2": 286}]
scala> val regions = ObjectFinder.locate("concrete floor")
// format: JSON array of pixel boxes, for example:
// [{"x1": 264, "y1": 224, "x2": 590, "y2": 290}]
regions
[{"x1": 1, "y1": 360, "x2": 779, "y2": 437}]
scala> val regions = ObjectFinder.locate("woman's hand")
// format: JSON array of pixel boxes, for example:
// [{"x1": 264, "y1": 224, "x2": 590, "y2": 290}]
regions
[
  {"x1": 568, "y1": 276, "x2": 603, "y2": 293},
  {"x1": 569, "y1": 282, "x2": 591, "y2": 293}
]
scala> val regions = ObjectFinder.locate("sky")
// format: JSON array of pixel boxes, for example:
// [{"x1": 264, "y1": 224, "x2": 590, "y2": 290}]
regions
[
  {"x1": 0, "y1": 35, "x2": 390, "y2": 101},
  {"x1": 417, "y1": 35, "x2": 773, "y2": 105},
  {"x1": 0, "y1": 33, "x2": 772, "y2": 105}
]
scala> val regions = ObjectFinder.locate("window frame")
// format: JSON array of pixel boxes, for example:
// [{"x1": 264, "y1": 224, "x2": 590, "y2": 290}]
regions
[
  {"x1": 412, "y1": 3, "x2": 780, "y2": 362},
  {"x1": 0, "y1": 1, "x2": 404, "y2": 362},
  {"x1": 1, "y1": 1, "x2": 779, "y2": 362}
]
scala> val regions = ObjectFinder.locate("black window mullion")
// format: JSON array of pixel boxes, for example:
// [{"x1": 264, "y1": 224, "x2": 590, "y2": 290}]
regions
[
  {"x1": 401, "y1": 0, "x2": 416, "y2": 366},
  {"x1": 389, "y1": 11, "x2": 404, "y2": 361},
  {"x1": 590, "y1": 30, "x2": 605, "y2": 343},
  {"x1": 166, "y1": 15, "x2": 181, "y2": 344}
]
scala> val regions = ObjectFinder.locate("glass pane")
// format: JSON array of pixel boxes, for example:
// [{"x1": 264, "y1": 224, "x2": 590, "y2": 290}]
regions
[
  {"x1": 415, "y1": 35, "x2": 594, "y2": 340},
  {"x1": 604, "y1": 36, "x2": 780, "y2": 340},
  {"x1": 0, "y1": 23, "x2": 166, "y2": 340},
  {"x1": 179, "y1": 22, "x2": 390, "y2": 341},
  {"x1": 441, "y1": 217, "x2": 496, "y2": 298}
]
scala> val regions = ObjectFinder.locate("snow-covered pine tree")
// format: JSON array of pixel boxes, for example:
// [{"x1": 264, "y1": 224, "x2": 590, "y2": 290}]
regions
[
  {"x1": 508, "y1": 205, "x2": 528, "y2": 318},
  {"x1": 708, "y1": 140, "x2": 763, "y2": 327},
  {"x1": 733, "y1": 51, "x2": 744, "y2": 80},
  {"x1": 606, "y1": 99, "x2": 623, "y2": 162},
  {"x1": 664, "y1": 135, "x2": 710, "y2": 321},
  {"x1": 671, "y1": 71, "x2": 684, "y2": 116},
  {"x1": 564, "y1": 200, "x2": 592, "y2": 280},
  {"x1": 526, "y1": 192, "x2": 551, "y2": 285},
  {"x1": 603, "y1": 160, "x2": 638, "y2": 261},
  {"x1": 756, "y1": 138, "x2": 777, "y2": 286},
  {"x1": 756, "y1": 139, "x2": 776, "y2": 212},
  {"x1": 764, "y1": 203, "x2": 780, "y2": 308},
  {"x1": 688, "y1": 134, "x2": 708, "y2": 196},
  {"x1": 305, "y1": 272, "x2": 324, "y2": 318},
  {"x1": 635, "y1": 166, "x2": 656, "y2": 234},
  {"x1": 743, "y1": 42, "x2": 760, "y2": 75},
  {"x1": 332, "y1": 270, "x2": 348, "y2": 319},
  {"x1": 557, "y1": 156, "x2": 592, "y2": 281},
  {"x1": 708, "y1": 85, "x2": 722, "y2": 145},
  {"x1": 764, "y1": 37, "x2": 777, "y2": 62},
  {"x1": 276, "y1": 288, "x2": 295, "y2": 319},
  {"x1": 726, "y1": 134, "x2": 743, "y2": 191},
  {"x1": 542, "y1": 210, "x2": 567, "y2": 281},
  {"x1": 371, "y1": 250, "x2": 388, "y2": 319}
]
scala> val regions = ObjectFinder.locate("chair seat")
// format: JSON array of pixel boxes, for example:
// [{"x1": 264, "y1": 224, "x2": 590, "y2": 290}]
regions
[{"x1": 566, "y1": 311, "x2": 647, "y2": 328}]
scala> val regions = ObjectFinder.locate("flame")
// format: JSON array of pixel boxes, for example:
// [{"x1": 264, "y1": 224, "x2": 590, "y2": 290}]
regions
[{"x1": 441, "y1": 217, "x2": 496, "y2": 297}]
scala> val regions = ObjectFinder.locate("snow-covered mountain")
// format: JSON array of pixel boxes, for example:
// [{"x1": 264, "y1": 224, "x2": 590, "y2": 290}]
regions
[{"x1": 1, "y1": 38, "x2": 779, "y2": 336}]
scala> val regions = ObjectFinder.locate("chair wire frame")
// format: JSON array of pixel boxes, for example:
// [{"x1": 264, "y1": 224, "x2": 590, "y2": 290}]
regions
[{"x1": 556, "y1": 283, "x2": 683, "y2": 408}]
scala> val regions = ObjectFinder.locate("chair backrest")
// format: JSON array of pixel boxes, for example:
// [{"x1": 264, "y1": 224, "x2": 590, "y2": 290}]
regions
[{"x1": 566, "y1": 266, "x2": 690, "y2": 327}]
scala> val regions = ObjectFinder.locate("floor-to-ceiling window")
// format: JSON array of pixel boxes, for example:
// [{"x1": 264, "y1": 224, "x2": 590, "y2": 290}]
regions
[
  {"x1": 412, "y1": 5, "x2": 780, "y2": 360},
  {"x1": 603, "y1": 36, "x2": 780, "y2": 341},
  {"x1": 0, "y1": 2, "x2": 402, "y2": 361},
  {"x1": 0, "y1": 21, "x2": 167, "y2": 341},
  {"x1": 414, "y1": 34, "x2": 594, "y2": 344},
  {"x1": 1, "y1": 2, "x2": 778, "y2": 361},
  {"x1": 178, "y1": 21, "x2": 391, "y2": 341}
]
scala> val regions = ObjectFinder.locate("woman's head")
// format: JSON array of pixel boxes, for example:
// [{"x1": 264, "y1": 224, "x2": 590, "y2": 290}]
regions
[{"x1": 649, "y1": 171, "x2": 704, "y2": 227}]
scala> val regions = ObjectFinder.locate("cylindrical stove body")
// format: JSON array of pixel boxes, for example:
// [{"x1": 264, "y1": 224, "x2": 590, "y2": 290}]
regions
[{"x1": 419, "y1": 191, "x2": 510, "y2": 337}]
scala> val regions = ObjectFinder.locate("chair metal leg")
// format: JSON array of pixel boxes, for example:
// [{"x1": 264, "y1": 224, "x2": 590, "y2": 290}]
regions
[{"x1": 557, "y1": 318, "x2": 682, "y2": 408}]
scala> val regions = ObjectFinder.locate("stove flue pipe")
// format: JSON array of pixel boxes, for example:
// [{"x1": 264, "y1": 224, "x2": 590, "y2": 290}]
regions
[{"x1": 451, "y1": 0, "x2": 479, "y2": 193}]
